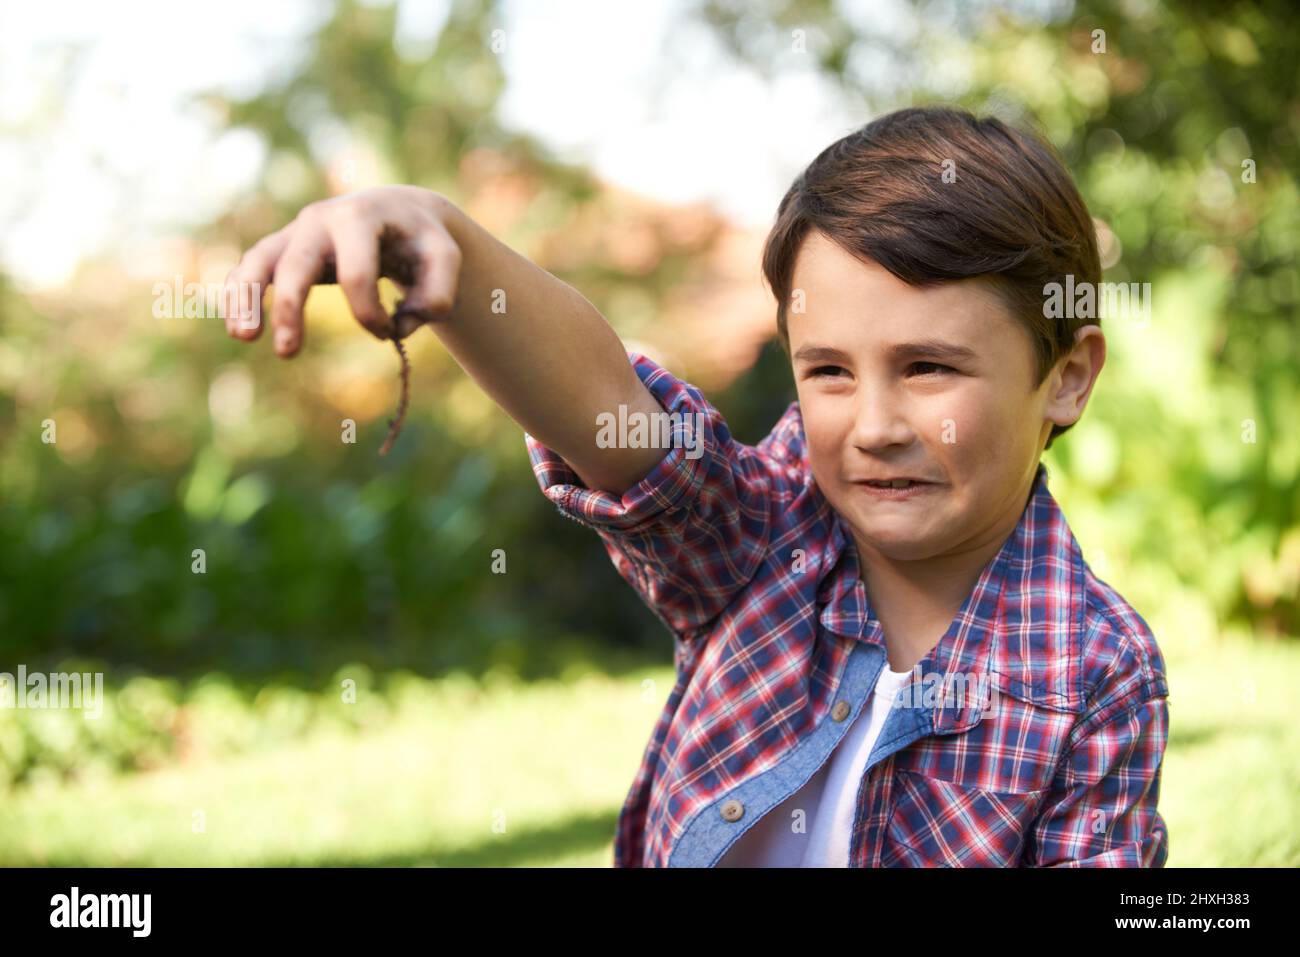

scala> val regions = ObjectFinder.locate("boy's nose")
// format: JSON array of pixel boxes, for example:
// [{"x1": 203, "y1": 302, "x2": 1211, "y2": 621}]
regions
[{"x1": 850, "y1": 385, "x2": 914, "y2": 452}]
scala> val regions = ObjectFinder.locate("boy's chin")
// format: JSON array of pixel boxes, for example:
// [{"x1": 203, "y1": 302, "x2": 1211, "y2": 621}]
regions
[{"x1": 852, "y1": 525, "x2": 949, "y2": 562}]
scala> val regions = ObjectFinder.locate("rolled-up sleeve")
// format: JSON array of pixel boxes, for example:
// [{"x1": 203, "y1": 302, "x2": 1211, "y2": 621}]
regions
[
  {"x1": 525, "y1": 351, "x2": 793, "y2": 640},
  {"x1": 1025, "y1": 693, "x2": 1170, "y2": 867}
]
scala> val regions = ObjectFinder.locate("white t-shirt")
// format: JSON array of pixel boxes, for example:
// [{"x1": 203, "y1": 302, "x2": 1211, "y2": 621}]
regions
[{"x1": 715, "y1": 662, "x2": 914, "y2": 867}]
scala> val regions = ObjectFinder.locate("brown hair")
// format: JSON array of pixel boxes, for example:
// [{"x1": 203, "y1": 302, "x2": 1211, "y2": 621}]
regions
[{"x1": 761, "y1": 105, "x2": 1100, "y2": 447}]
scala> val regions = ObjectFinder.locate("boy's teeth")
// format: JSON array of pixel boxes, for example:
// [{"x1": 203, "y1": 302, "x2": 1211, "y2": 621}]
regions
[{"x1": 890, "y1": 479, "x2": 910, "y2": 488}]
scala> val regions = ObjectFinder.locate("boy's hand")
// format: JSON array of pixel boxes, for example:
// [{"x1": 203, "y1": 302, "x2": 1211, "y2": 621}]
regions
[
  {"x1": 221, "y1": 180, "x2": 667, "y2": 493},
  {"x1": 221, "y1": 185, "x2": 463, "y2": 357}
]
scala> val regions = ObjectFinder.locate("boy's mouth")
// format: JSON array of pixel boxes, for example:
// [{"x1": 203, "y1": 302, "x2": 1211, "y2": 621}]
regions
[
  {"x1": 853, "y1": 475, "x2": 935, "y2": 487},
  {"x1": 851, "y1": 477, "x2": 938, "y2": 498},
  {"x1": 858, "y1": 478, "x2": 924, "y2": 488}
]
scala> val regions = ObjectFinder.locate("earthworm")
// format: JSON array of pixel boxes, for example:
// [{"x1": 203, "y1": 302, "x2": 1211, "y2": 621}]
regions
[{"x1": 378, "y1": 330, "x2": 411, "y2": 457}]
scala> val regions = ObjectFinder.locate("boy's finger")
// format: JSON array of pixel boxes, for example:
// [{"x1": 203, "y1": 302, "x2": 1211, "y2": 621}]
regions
[
  {"x1": 269, "y1": 224, "x2": 333, "y2": 358},
  {"x1": 396, "y1": 224, "x2": 462, "y2": 334},
  {"x1": 331, "y1": 224, "x2": 391, "y2": 341},
  {"x1": 392, "y1": 307, "x2": 425, "y2": 340},
  {"x1": 222, "y1": 229, "x2": 292, "y2": 340}
]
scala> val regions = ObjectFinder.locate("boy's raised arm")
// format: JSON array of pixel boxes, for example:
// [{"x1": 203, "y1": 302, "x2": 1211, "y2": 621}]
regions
[{"x1": 220, "y1": 185, "x2": 668, "y2": 495}]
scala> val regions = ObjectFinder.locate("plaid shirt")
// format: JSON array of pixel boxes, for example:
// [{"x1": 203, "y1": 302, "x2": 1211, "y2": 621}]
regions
[{"x1": 525, "y1": 351, "x2": 1171, "y2": 867}]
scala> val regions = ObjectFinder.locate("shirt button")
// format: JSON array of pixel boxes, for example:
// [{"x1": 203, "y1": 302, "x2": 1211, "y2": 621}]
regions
[
  {"x1": 831, "y1": 700, "x2": 852, "y2": 722},
  {"x1": 719, "y1": 799, "x2": 744, "y2": 822}
]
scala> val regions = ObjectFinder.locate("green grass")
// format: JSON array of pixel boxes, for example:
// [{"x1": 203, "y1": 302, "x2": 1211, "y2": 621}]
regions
[
  {"x1": 1159, "y1": 632, "x2": 1300, "y2": 866},
  {"x1": 0, "y1": 668, "x2": 668, "y2": 867},
  {"x1": 2, "y1": 632, "x2": 1297, "y2": 866}
]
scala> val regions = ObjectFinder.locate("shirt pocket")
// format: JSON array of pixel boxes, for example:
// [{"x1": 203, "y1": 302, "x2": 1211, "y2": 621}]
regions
[{"x1": 881, "y1": 769, "x2": 1047, "y2": 867}]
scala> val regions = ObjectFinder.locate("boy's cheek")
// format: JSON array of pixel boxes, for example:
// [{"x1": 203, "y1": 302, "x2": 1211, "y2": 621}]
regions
[{"x1": 927, "y1": 391, "x2": 1028, "y2": 462}]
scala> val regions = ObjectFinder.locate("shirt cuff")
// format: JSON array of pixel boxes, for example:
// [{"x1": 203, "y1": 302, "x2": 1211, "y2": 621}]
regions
[{"x1": 524, "y1": 351, "x2": 717, "y2": 534}]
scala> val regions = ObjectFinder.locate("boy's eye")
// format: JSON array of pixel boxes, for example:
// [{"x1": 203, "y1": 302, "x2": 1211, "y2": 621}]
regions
[
  {"x1": 908, "y1": 361, "x2": 954, "y2": 377},
  {"x1": 810, "y1": 365, "x2": 847, "y2": 378}
]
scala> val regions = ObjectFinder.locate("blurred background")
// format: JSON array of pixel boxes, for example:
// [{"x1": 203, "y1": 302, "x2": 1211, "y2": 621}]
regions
[{"x1": 0, "y1": 0, "x2": 1296, "y2": 866}]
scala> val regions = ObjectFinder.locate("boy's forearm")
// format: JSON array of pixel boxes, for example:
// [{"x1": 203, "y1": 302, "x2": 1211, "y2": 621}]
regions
[{"x1": 429, "y1": 195, "x2": 667, "y2": 494}]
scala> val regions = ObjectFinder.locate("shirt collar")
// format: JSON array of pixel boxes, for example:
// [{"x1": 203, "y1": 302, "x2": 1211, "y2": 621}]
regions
[{"x1": 816, "y1": 462, "x2": 1086, "y2": 732}]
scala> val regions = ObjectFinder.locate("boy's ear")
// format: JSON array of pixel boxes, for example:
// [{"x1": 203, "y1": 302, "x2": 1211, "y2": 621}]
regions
[{"x1": 1044, "y1": 325, "x2": 1105, "y2": 432}]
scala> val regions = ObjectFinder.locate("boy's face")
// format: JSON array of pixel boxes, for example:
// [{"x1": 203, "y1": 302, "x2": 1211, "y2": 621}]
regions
[{"x1": 787, "y1": 230, "x2": 1056, "y2": 563}]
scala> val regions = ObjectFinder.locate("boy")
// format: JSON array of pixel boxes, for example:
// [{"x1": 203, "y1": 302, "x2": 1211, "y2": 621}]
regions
[{"x1": 222, "y1": 105, "x2": 1170, "y2": 868}]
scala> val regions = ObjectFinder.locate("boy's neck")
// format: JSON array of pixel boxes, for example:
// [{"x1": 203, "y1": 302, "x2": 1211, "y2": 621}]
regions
[{"x1": 850, "y1": 477, "x2": 1036, "y2": 674}]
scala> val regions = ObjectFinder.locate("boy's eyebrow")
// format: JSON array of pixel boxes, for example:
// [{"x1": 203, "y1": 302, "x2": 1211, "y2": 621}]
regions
[
  {"x1": 792, "y1": 344, "x2": 854, "y2": 364},
  {"x1": 792, "y1": 340, "x2": 980, "y2": 364},
  {"x1": 886, "y1": 339, "x2": 979, "y2": 363}
]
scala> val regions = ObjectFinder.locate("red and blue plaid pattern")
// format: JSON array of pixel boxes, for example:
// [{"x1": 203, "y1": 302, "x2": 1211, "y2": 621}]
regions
[{"x1": 526, "y1": 351, "x2": 1170, "y2": 867}]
